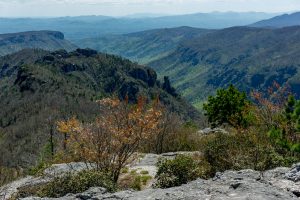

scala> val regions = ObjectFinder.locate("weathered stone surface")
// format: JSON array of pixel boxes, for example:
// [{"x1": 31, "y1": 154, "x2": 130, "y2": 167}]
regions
[
  {"x1": 198, "y1": 128, "x2": 228, "y2": 135},
  {"x1": 0, "y1": 176, "x2": 51, "y2": 200},
  {"x1": 44, "y1": 162, "x2": 95, "y2": 177},
  {"x1": 75, "y1": 187, "x2": 107, "y2": 200},
  {"x1": 0, "y1": 162, "x2": 93, "y2": 199},
  {"x1": 3, "y1": 156, "x2": 300, "y2": 200},
  {"x1": 285, "y1": 163, "x2": 300, "y2": 182},
  {"x1": 18, "y1": 167, "x2": 300, "y2": 200}
]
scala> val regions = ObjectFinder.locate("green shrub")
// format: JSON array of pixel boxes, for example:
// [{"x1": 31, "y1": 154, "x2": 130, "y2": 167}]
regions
[
  {"x1": 266, "y1": 95, "x2": 300, "y2": 153},
  {"x1": 202, "y1": 132, "x2": 299, "y2": 174},
  {"x1": 131, "y1": 175, "x2": 142, "y2": 191},
  {"x1": 140, "y1": 175, "x2": 152, "y2": 185},
  {"x1": 130, "y1": 169, "x2": 137, "y2": 175},
  {"x1": 131, "y1": 175, "x2": 151, "y2": 190},
  {"x1": 140, "y1": 170, "x2": 149, "y2": 175},
  {"x1": 121, "y1": 167, "x2": 129, "y2": 174},
  {"x1": 155, "y1": 155, "x2": 207, "y2": 188},
  {"x1": 0, "y1": 166, "x2": 24, "y2": 187},
  {"x1": 150, "y1": 122, "x2": 201, "y2": 153},
  {"x1": 28, "y1": 161, "x2": 50, "y2": 176},
  {"x1": 118, "y1": 173, "x2": 152, "y2": 191},
  {"x1": 25, "y1": 170, "x2": 116, "y2": 198}
]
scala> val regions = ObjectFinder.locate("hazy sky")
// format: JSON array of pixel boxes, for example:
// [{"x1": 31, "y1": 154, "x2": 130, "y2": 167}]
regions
[{"x1": 0, "y1": 0, "x2": 299, "y2": 17}]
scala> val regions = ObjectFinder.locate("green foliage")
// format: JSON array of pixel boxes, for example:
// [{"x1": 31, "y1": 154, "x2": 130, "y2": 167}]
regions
[
  {"x1": 118, "y1": 171, "x2": 152, "y2": 191},
  {"x1": 140, "y1": 170, "x2": 149, "y2": 175},
  {"x1": 140, "y1": 117, "x2": 203, "y2": 154},
  {"x1": 131, "y1": 176, "x2": 142, "y2": 191},
  {"x1": 77, "y1": 27, "x2": 212, "y2": 65},
  {"x1": 18, "y1": 170, "x2": 116, "y2": 198},
  {"x1": 148, "y1": 26, "x2": 300, "y2": 109},
  {"x1": 166, "y1": 123, "x2": 201, "y2": 152},
  {"x1": 130, "y1": 175, "x2": 152, "y2": 191},
  {"x1": 155, "y1": 155, "x2": 206, "y2": 188},
  {"x1": 0, "y1": 166, "x2": 24, "y2": 187},
  {"x1": 203, "y1": 85, "x2": 250, "y2": 128},
  {"x1": 121, "y1": 167, "x2": 129, "y2": 174},
  {"x1": 28, "y1": 162, "x2": 50, "y2": 176},
  {"x1": 267, "y1": 95, "x2": 300, "y2": 153},
  {"x1": 202, "y1": 132, "x2": 298, "y2": 174}
]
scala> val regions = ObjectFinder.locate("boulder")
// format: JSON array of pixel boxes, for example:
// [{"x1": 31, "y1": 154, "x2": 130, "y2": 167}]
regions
[
  {"x1": 198, "y1": 128, "x2": 228, "y2": 135},
  {"x1": 198, "y1": 127, "x2": 228, "y2": 135},
  {"x1": 0, "y1": 162, "x2": 93, "y2": 199},
  {"x1": 285, "y1": 163, "x2": 300, "y2": 182},
  {"x1": 0, "y1": 176, "x2": 51, "y2": 200}
]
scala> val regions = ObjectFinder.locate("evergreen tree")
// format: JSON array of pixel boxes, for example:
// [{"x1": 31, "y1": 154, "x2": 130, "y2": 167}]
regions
[{"x1": 203, "y1": 85, "x2": 249, "y2": 128}]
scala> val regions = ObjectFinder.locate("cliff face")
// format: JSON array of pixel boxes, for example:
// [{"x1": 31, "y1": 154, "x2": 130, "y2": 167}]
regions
[{"x1": 0, "y1": 31, "x2": 76, "y2": 56}]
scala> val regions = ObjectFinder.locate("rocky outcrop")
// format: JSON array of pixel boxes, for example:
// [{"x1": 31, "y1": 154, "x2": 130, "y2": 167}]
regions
[
  {"x1": 20, "y1": 167, "x2": 300, "y2": 200},
  {"x1": 0, "y1": 176, "x2": 51, "y2": 200},
  {"x1": 2, "y1": 156, "x2": 300, "y2": 200},
  {"x1": 0, "y1": 31, "x2": 76, "y2": 56},
  {"x1": 286, "y1": 163, "x2": 300, "y2": 182},
  {"x1": 0, "y1": 162, "x2": 92, "y2": 199}
]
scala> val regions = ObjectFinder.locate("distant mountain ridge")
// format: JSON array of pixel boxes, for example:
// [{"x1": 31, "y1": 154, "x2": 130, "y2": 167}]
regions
[
  {"x1": 77, "y1": 27, "x2": 214, "y2": 64},
  {"x1": 0, "y1": 12, "x2": 278, "y2": 40},
  {"x1": 251, "y1": 12, "x2": 300, "y2": 28},
  {"x1": 0, "y1": 31, "x2": 76, "y2": 56}
]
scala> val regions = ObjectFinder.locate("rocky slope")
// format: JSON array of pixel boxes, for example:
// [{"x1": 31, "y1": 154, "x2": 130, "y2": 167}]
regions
[
  {"x1": 0, "y1": 31, "x2": 76, "y2": 56},
  {"x1": 2, "y1": 153, "x2": 300, "y2": 200}
]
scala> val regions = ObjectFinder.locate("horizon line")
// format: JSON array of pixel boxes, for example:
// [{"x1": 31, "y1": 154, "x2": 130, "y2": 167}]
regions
[{"x1": 0, "y1": 10, "x2": 298, "y2": 19}]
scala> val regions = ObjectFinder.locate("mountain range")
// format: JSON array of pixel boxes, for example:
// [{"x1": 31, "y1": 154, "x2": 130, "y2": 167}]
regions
[
  {"x1": 150, "y1": 26, "x2": 300, "y2": 107},
  {"x1": 77, "y1": 27, "x2": 213, "y2": 64},
  {"x1": 0, "y1": 31, "x2": 76, "y2": 56},
  {"x1": 0, "y1": 12, "x2": 278, "y2": 40},
  {"x1": 79, "y1": 25, "x2": 300, "y2": 108},
  {"x1": 252, "y1": 12, "x2": 300, "y2": 28}
]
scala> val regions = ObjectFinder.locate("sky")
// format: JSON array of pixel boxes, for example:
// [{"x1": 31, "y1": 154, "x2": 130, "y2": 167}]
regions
[{"x1": 0, "y1": 0, "x2": 299, "y2": 17}]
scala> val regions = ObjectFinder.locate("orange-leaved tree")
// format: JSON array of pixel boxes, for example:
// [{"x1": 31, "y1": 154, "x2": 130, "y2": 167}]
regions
[
  {"x1": 251, "y1": 82, "x2": 290, "y2": 130},
  {"x1": 57, "y1": 117, "x2": 81, "y2": 151},
  {"x1": 57, "y1": 96, "x2": 163, "y2": 182}
]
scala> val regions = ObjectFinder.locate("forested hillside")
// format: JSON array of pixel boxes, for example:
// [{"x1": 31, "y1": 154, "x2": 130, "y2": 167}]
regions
[
  {"x1": 0, "y1": 48, "x2": 199, "y2": 168},
  {"x1": 149, "y1": 26, "x2": 300, "y2": 107},
  {"x1": 85, "y1": 26, "x2": 300, "y2": 108},
  {"x1": 77, "y1": 27, "x2": 213, "y2": 64}
]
